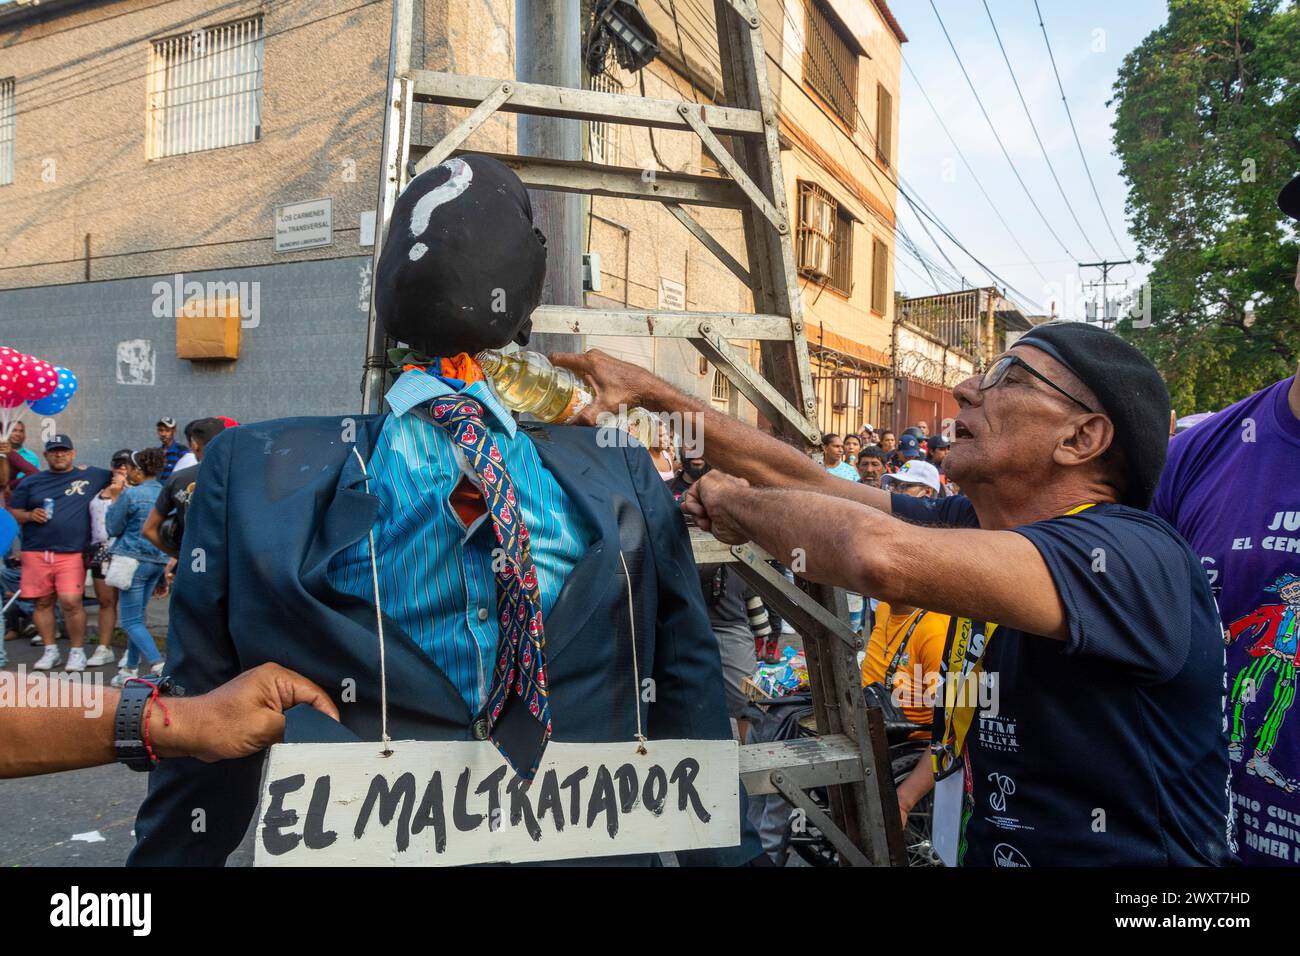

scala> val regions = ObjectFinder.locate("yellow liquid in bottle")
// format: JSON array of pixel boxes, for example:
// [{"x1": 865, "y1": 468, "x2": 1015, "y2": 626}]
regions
[{"x1": 477, "y1": 350, "x2": 592, "y2": 423}]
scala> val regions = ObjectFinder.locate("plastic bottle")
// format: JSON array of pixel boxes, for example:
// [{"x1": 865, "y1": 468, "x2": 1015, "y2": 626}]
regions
[
  {"x1": 476, "y1": 349, "x2": 594, "y2": 424},
  {"x1": 43, "y1": 497, "x2": 55, "y2": 519}
]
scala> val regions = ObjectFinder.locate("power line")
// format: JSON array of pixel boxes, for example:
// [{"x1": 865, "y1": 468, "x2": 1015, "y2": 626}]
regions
[
  {"x1": 896, "y1": 223, "x2": 943, "y2": 291},
  {"x1": 901, "y1": 59, "x2": 1048, "y2": 284},
  {"x1": 646, "y1": 0, "x2": 1049, "y2": 312},
  {"x1": 981, "y1": 0, "x2": 1101, "y2": 260},
  {"x1": 1033, "y1": 0, "x2": 1131, "y2": 259},
  {"x1": 900, "y1": 195, "x2": 964, "y2": 284},
  {"x1": 928, "y1": 0, "x2": 1077, "y2": 262}
]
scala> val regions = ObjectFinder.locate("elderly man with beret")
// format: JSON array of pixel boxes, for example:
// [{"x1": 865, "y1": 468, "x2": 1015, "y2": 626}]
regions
[{"x1": 555, "y1": 321, "x2": 1232, "y2": 867}]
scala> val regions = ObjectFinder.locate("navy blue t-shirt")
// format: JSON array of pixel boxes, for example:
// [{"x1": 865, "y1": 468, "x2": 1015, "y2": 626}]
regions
[
  {"x1": 891, "y1": 492, "x2": 1233, "y2": 867},
  {"x1": 9, "y1": 466, "x2": 113, "y2": 553}
]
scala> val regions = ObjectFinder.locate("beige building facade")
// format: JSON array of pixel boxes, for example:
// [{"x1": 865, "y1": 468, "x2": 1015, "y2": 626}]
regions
[{"x1": 0, "y1": 0, "x2": 904, "y2": 460}]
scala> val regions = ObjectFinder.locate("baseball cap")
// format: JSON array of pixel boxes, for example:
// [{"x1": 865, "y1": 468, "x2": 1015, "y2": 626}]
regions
[
  {"x1": 45, "y1": 434, "x2": 73, "y2": 451},
  {"x1": 928, "y1": 435, "x2": 951, "y2": 450},
  {"x1": 157, "y1": 417, "x2": 177, "y2": 429},
  {"x1": 881, "y1": 460, "x2": 941, "y2": 494},
  {"x1": 110, "y1": 448, "x2": 133, "y2": 467},
  {"x1": 897, "y1": 433, "x2": 924, "y2": 460},
  {"x1": 1280, "y1": 173, "x2": 1300, "y2": 221}
]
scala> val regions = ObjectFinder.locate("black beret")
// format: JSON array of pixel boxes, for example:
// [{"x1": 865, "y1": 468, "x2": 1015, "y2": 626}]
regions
[
  {"x1": 1280, "y1": 173, "x2": 1300, "y2": 221},
  {"x1": 377, "y1": 154, "x2": 547, "y2": 356},
  {"x1": 1015, "y1": 321, "x2": 1171, "y2": 509}
]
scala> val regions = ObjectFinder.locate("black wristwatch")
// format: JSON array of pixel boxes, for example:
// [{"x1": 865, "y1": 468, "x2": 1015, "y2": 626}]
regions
[{"x1": 113, "y1": 675, "x2": 183, "y2": 771}]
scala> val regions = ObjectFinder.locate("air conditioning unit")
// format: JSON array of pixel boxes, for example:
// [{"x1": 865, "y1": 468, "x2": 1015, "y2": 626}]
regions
[{"x1": 803, "y1": 232, "x2": 833, "y2": 277}]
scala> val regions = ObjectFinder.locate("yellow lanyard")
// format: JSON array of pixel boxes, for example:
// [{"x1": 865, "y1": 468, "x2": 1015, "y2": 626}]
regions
[{"x1": 930, "y1": 503, "x2": 1096, "y2": 778}]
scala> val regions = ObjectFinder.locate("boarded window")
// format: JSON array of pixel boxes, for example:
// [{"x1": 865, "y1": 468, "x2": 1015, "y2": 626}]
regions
[
  {"x1": 875, "y1": 83, "x2": 893, "y2": 167},
  {"x1": 147, "y1": 17, "x2": 264, "y2": 159},
  {"x1": 803, "y1": 0, "x2": 857, "y2": 129},
  {"x1": 0, "y1": 78, "x2": 13, "y2": 186},
  {"x1": 871, "y1": 237, "x2": 890, "y2": 314}
]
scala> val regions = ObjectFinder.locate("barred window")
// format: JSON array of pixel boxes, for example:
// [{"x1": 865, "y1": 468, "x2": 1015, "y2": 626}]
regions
[
  {"x1": 588, "y1": 71, "x2": 620, "y2": 165},
  {"x1": 711, "y1": 367, "x2": 731, "y2": 403},
  {"x1": 147, "y1": 17, "x2": 264, "y2": 160},
  {"x1": 0, "y1": 78, "x2": 14, "y2": 186},
  {"x1": 803, "y1": 0, "x2": 858, "y2": 130}
]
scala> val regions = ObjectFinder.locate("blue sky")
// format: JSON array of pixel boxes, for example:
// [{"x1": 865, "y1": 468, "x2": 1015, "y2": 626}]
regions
[{"x1": 896, "y1": 0, "x2": 1169, "y2": 317}]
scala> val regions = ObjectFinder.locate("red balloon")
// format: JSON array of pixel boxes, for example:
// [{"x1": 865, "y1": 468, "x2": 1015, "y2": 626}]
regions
[
  {"x1": 0, "y1": 347, "x2": 20, "y2": 378},
  {"x1": 0, "y1": 381, "x2": 22, "y2": 409},
  {"x1": 15, "y1": 354, "x2": 57, "y2": 402}
]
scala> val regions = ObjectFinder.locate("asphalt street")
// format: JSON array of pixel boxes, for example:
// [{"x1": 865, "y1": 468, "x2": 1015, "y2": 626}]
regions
[{"x1": 0, "y1": 592, "x2": 266, "y2": 866}]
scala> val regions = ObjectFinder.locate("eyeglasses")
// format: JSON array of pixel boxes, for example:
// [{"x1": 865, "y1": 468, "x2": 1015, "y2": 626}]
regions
[{"x1": 979, "y1": 354, "x2": 1096, "y2": 413}]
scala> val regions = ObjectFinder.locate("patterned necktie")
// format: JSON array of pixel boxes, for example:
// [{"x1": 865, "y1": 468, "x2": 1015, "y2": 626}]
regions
[{"x1": 423, "y1": 395, "x2": 552, "y2": 779}]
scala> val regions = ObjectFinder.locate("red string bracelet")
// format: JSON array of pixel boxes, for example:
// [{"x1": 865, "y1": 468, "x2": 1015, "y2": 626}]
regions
[{"x1": 124, "y1": 677, "x2": 173, "y2": 765}]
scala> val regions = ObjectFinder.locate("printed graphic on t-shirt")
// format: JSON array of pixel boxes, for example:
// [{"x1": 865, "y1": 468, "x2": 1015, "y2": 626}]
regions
[
  {"x1": 977, "y1": 711, "x2": 1020, "y2": 754},
  {"x1": 1227, "y1": 570, "x2": 1300, "y2": 861},
  {"x1": 982, "y1": 769, "x2": 1035, "y2": 835}
]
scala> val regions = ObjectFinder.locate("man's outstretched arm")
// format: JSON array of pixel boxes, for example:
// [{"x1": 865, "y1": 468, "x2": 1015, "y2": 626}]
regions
[
  {"x1": 683, "y1": 471, "x2": 1067, "y2": 641},
  {"x1": 551, "y1": 349, "x2": 893, "y2": 514},
  {"x1": 0, "y1": 664, "x2": 339, "y2": 779}
]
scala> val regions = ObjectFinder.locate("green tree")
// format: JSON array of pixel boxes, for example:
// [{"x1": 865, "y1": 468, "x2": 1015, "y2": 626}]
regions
[{"x1": 1110, "y1": 0, "x2": 1299, "y2": 413}]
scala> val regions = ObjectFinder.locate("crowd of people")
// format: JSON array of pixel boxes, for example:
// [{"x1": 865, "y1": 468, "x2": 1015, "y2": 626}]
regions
[
  {"x1": 821, "y1": 422, "x2": 954, "y2": 495},
  {"x1": 1, "y1": 415, "x2": 234, "y2": 687}
]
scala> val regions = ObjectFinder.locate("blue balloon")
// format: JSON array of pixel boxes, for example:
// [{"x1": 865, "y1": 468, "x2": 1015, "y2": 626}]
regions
[{"x1": 28, "y1": 366, "x2": 77, "y2": 416}]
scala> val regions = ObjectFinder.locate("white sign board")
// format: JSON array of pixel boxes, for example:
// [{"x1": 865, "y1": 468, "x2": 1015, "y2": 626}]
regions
[
  {"x1": 255, "y1": 739, "x2": 739, "y2": 866},
  {"x1": 658, "y1": 276, "x2": 686, "y2": 311},
  {"x1": 274, "y1": 198, "x2": 333, "y2": 253}
]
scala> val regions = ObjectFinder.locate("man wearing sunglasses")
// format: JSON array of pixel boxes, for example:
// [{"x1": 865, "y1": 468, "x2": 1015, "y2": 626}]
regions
[{"x1": 554, "y1": 320, "x2": 1231, "y2": 867}]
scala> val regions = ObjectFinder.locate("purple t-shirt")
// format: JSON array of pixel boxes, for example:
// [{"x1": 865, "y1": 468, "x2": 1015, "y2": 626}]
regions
[{"x1": 1152, "y1": 375, "x2": 1300, "y2": 866}]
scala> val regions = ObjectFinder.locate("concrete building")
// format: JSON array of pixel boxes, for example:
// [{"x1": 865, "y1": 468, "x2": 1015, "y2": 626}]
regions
[
  {"x1": 593, "y1": 0, "x2": 905, "y2": 437},
  {"x1": 0, "y1": 0, "x2": 904, "y2": 463}
]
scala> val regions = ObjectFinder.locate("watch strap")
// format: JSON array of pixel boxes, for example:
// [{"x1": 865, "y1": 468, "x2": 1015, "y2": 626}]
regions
[{"x1": 114, "y1": 681, "x2": 157, "y2": 771}]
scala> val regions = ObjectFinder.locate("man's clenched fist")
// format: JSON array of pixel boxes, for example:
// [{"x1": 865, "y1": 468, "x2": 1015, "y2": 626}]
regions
[{"x1": 682, "y1": 470, "x2": 752, "y2": 544}]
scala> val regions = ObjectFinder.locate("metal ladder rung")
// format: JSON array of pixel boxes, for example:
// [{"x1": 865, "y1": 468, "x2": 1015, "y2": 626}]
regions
[
  {"x1": 407, "y1": 147, "x2": 749, "y2": 209},
  {"x1": 408, "y1": 70, "x2": 766, "y2": 137},
  {"x1": 532, "y1": 305, "x2": 795, "y2": 340},
  {"x1": 691, "y1": 529, "x2": 738, "y2": 564},
  {"x1": 739, "y1": 734, "x2": 866, "y2": 795}
]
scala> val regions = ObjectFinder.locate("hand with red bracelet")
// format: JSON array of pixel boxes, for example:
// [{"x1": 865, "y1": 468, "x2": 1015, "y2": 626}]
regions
[
  {"x1": 0, "y1": 663, "x2": 340, "y2": 778},
  {"x1": 151, "y1": 663, "x2": 340, "y2": 763}
]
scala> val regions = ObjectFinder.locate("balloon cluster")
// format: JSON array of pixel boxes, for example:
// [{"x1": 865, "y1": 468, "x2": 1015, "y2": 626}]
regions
[{"x1": 0, "y1": 346, "x2": 79, "y2": 438}]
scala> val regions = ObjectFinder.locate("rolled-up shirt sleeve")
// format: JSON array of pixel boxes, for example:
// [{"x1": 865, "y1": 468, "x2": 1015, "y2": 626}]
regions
[{"x1": 889, "y1": 492, "x2": 980, "y2": 529}]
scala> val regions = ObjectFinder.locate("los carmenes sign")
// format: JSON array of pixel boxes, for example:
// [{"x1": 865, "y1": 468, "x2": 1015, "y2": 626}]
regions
[{"x1": 255, "y1": 739, "x2": 739, "y2": 866}]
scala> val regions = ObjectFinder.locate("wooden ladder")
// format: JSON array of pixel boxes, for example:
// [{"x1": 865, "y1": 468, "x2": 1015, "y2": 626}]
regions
[{"x1": 361, "y1": 0, "x2": 904, "y2": 867}]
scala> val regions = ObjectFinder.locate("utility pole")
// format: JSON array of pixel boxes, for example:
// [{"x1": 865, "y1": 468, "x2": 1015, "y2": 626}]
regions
[
  {"x1": 1078, "y1": 259, "x2": 1132, "y2": 329},
  {"x1": 517, "y1": 0, "x2": 583, "y2": 354}
]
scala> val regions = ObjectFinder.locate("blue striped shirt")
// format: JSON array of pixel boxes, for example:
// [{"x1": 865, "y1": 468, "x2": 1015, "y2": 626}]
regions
[
  {"x1": 326, "y1": 369, "x2": 592, "y2": 714},
  {"x1": 160, "y1": 440, "x2": 186, "y2": 480}
]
